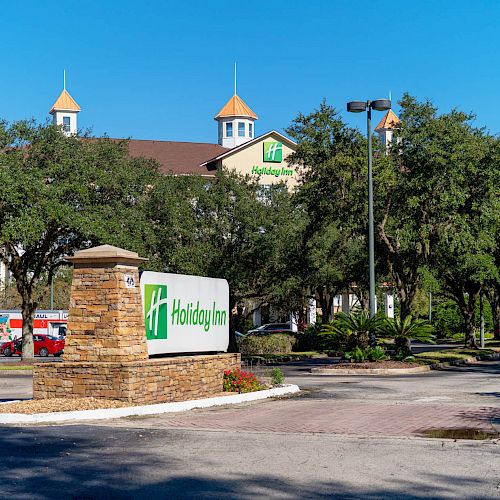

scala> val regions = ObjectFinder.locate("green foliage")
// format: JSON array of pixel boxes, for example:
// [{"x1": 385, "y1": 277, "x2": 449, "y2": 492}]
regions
[
  {"x1": 0, "y1": 121, "x2": 161, "y2": 360},
  {"x1": 369, "y1": 346, "x2": 387, "y2": 361},
  {"x1": 432, "y1": 300, "x2": 464, "y2": 337},
  {"x1": 146, "y1": 169, "x2": 307, "y2": 350},
  {"x1": 286, "y1": 101, "x2": 370, "y2": 322},
  {"x1": 239, "y1": 334, "x2": 297, "y2": 355},
  {"x1": 380, "y1": 315, "x2": 435, "y2": 343},
  {"x1": 271, "y1": 367, "x2": 285, "y2": 385},
  {"x1": 344, "y1": 346, "x2": 368, "y2": 362},
  {"x1": 344, "y1": 346, "x2": 387, "y2": 362},
  {"x1": 320, "y1": 310, "x2": 384, "y2": 350},
  {"x1": 380, "y1": 315, "x2": 435, "y2": 356},
  {"x1": 414, "y1": 348, "x2": 498, "y2": 364},
  {"x1": 293, "y1": 323, "x2": 322, "y2": 351}
]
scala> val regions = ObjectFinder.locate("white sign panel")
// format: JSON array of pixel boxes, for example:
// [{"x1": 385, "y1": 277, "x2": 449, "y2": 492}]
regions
[{"x1": 140, "y1": 271, "x2": 229, "y2": 355}]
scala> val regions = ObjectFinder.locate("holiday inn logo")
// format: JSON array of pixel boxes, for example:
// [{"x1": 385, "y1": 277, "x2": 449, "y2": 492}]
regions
[
  {"x1": 140, "y1": 271, "x2": 229, "y2": 355},
  {"x1": 144, "y1": 284, "x2": 168, "y2": 340},
  {"x1": 143, "y1": 282, "x2": 228, "y2": 340},
  {"x1": 263, "y1": 141, "x2": 283, "y2": 162}
]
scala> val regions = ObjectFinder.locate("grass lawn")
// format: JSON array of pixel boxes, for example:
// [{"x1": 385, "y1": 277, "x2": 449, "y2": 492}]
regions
[
  {"x1": 0, "y1": 364, "x2": 33, "y2": 370},
  {"x1": 413, "y1": 347, "x2": 500, "y2": 365}
]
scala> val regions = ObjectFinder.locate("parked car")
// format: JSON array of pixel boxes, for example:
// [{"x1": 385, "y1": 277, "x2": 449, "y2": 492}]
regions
[
  {"x1": 247, "y1": 323, "x2": 296, "y2": 336},
  {"x1": 2, "y1": 334, "x2": 64, "y2": 357}
]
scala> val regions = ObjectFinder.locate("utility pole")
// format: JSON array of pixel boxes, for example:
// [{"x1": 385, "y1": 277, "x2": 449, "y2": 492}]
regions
[{"x1": 480, "y1": 293, "x2": 485, "y2": 348}]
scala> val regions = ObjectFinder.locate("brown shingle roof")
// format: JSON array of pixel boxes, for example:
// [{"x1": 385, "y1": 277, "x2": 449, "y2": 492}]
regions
[{"x1": 125, "y1": 139, "x2": 229, "y2": 175}]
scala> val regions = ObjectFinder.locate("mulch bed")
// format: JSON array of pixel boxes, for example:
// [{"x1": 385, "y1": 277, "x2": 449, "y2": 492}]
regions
[
  {"x1": 330, "y1": 361, "x2": 415, "y2": 369},
  {"x1": 0, "y1": 397, "x2": 136, "y2": 414},
  {"x1": 0, "y1": 391, "x2": 247, "y2": 414}
]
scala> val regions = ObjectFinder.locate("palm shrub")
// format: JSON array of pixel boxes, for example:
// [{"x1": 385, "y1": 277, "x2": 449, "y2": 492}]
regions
[
  {"x1": 320, "y1": 310, "x2": 384, "y2": 350},
  {"x1": 380, "y1": 316, "x2": 435, "y2": 357},
  {"x1": 344, "y1": 346, "x2": 387, "y2": 363}
]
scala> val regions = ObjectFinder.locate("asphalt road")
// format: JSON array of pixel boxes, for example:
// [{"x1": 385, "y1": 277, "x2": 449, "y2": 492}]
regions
[
  {"x1": 0, "y1": 359, "x2": 499, "y2": 499},
  {"x1": 0, "y1": 425, "x2": 498, "y2": 499}
]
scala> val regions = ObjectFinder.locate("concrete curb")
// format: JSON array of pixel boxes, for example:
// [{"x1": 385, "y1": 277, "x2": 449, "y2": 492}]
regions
[
  {"x1": 311, "y1": 353, "x2": 500, "y2": 376},
  {"x1": 311, "y1": 365, "x2": 432, "y2": 375},
  {"x1": 0, "y1": 384, "x2": 300, "y2": 425}
]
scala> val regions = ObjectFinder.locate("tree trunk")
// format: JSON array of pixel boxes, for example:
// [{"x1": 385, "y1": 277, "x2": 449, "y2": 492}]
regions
[
  {"x1": 317, "y1": 289, "x2": 332, "y2": 324},
  {"x1": 493, "y1": 303, "x2": 500, "y2": 341},
  {"x1": 398, "y1": 284, "x2": 417, "y2": 321},
  {"x1": 21, "y1": 299, "x2": 36, "y2": 362},
  {"x1": 487, "y1": 288, "x2": 500, "y2": 340},
  {"x1": 464, "y1": 310, "x2": 477, "y2": 348},
  {"x1": 395, "y1": 337, "x2": 412, "y2": 357}
]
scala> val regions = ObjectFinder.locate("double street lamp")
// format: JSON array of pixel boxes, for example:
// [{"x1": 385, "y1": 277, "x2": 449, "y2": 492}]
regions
[{"x1": 347, "y1": 99, "x2": 391, "y2": 318}]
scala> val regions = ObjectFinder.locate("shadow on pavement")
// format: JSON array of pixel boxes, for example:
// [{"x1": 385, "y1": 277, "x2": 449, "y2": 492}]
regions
[{"x1": 0, "y1": 425, "x2": 494, "y2": 499}]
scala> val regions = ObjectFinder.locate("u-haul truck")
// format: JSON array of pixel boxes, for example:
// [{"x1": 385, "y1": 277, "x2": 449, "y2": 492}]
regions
[{"x1": 0, "y1": 310, "x2": 68, "y2": 342}]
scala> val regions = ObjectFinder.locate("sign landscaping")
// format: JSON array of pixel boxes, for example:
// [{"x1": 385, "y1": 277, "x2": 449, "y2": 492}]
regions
[{"x1": 140, "y1": 271, "x2": 229, "y2": 355}]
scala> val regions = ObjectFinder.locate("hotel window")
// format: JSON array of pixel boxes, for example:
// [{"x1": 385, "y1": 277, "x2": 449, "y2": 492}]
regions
[
  {"x1": 226, "y1": 122, "x2": 233, "y2": 137},
  {"x1": 238, "y1": 122, "x2": 245, "y2": 137},
  {"x1": 63, "y1": 116, "x2": 71, "y2": 132},
  {"x1": 249, "y1": 123, "x2": 253, "y2": 138}
]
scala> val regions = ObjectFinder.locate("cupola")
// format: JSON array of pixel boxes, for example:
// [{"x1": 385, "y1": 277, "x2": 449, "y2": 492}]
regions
[
  {"x1": 374, "y1": 109, "x2": 400, "y2": 149},
  {"x1": 49, "y1": 74, "x2": 81, "y2": 136},
  {"x1": 215, "y1": 93, "x2": 257, "y2": 148}
]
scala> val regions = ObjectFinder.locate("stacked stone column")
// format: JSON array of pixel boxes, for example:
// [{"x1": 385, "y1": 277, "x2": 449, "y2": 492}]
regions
[{"x1": 63, "y1": 246, "x2": 148, "y2": 363}]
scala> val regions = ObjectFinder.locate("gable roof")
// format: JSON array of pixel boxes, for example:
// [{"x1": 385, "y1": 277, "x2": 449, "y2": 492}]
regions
[
  {"x1": 199, "y1": 130, "x2": 296, "y2": 167},
  {"x1": 50, "y1": 89, "x2": 81, "y2": 113},
  {"x1": 125, "y1": 139, "x2": 229, "y2": 175},
  {"x1": 214, "y1": 94, "x2": 258, "y2": 120},
  {"x1": 375, "y1": 109, "x2": 400, "y2": 131}
]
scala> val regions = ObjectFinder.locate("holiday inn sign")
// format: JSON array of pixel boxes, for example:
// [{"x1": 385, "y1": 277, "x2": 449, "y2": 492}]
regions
[{"x1": 140, "y1": 271, "x2": 229, "y2": 355}]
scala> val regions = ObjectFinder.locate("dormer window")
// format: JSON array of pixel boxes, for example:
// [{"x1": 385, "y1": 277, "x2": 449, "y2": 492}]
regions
[
  {"x1": 63, "y1": 116, "x2": 71, "y2": 132},
  {"x1": 249, "y1": 123, "x2": 253, "y2": 138},
  {"x1": 238, "y1": 122, "x2": 245, "y2": 137},
  {"x1": 226, "y1": 122, "x2": 233, "y2": 137}
]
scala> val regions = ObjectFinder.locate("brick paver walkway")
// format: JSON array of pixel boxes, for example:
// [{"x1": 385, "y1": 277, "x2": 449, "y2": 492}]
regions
[{"x1": 148, "y1": 399, "x2": 500, "y2": 437}]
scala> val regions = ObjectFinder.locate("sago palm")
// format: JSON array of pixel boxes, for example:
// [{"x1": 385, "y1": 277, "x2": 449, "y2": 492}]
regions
[
  {"x1": 381, "y1": 316, "x2": 435, "y2": 356},
  {"x1": 321, "y1": 310, "x2": 383, "y2": 349}
]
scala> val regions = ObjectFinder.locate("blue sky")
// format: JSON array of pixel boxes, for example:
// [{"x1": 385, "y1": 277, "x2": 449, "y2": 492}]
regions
[{"x1": 1, "y1": 0, "x2": 498, "y2": 142}]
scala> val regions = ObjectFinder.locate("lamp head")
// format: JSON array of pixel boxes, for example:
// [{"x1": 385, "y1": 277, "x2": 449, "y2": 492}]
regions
[
  {"x1": 371, "y1": 99, "x2": 391, "y2": 111},
  {"x1": 347, "y1": 101, "x2": 367, "y2": 113}
]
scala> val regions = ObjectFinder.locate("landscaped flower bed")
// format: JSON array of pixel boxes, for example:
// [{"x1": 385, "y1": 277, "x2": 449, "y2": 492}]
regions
[{"x1": 223, "y1": 368, "x2": 262, "y2": 393}]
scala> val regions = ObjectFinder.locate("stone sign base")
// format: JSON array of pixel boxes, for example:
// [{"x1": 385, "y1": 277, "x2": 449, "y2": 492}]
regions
[{"x1": 33, "y1": 353, "x2": 240, "y2": 404}]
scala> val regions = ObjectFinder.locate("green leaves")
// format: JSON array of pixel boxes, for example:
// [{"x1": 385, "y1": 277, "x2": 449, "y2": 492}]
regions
[{"x1": 380, "y1": 315, "x2": 435, "y2": 343}]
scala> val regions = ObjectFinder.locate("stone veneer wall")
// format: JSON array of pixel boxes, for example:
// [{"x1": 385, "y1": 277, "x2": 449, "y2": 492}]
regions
[
  {"x1": 63, "y1": 264, "x2": 148, "y2": 363},
  {"x1": 33, "y1": 354, "x2": 240, "y2": 404}
]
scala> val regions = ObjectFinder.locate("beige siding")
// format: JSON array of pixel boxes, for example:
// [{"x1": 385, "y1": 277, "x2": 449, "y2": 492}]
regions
[{"x1": 220, "y1": 134, "x2": 300, "y2": 189}]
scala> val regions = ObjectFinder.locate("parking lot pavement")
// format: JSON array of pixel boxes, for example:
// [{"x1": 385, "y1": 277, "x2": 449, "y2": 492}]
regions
[
  {"x1": 1, "y1": 360, "x2": 499, "y2": 498},
  {"x1": 0, "y1": 425, "x2": 499, "y2": 499},
  {"x1": 1, "y1": 359, "x2": 499, "y2": 439}
]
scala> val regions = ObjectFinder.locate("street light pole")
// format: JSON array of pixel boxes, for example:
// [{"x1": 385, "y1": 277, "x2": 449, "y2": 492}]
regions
[
  {"x1": 347, "y1": 98, "x2": 391, "y2": 319},
  {"x1": 367, "y1": 102, "x2": 376, "y2": 318}
]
